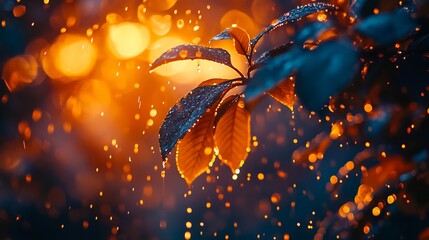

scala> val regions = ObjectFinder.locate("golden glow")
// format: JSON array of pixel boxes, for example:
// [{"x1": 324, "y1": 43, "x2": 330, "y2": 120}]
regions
[
  {"x1": 372, "y1": 206, "x2": 381, "y2": 216},
  {"x1": 13, "y1": 5, "x2": 26, "y2": 17},
  {"x1": 107, "y1": 22, "x2": 150, "y2": 59},
  {"x1": 45, "y1": 34, "x2": 97, "y2": 80},
  {"x1": 221, "y1": 10, "x2": 256, "y2": 35},
  {"x1": 2, "y1": 55, "x2": 38, "y2": 92},
  {"x1": 147, "y1": 0, "x2": 178, "y2": 11},
  {"x1": 149, "y1": 14, "x2": 172, "y2": 36},
  {"x1": 364, "y1": 103, "x2": 373, "y2": 113}
]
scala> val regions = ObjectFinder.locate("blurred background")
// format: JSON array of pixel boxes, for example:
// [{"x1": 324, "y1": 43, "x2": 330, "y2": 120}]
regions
[{"x1": 1, "y1": 0, "x2": 429, "y2": 239}]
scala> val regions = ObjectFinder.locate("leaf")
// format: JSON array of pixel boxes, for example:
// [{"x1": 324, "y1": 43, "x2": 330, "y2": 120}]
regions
[
  {"x1": 268, "y1": 77, "x2": 295, "y2": 111},
  {"x1": 355, "y1": 5, "x2": 418, "y2": 46},
  {"x1": 159, "y1": 81, "x2": 232, "y2": 159},
  {"x1": 210, "y1": 28, "x2": 232, "y2": 42},
  {"x1": 296, "y1": 38, "x2": 359, "y2": 111},
  {"x1": 250, "y1": 3, "x2": 338, "y2": 47},
  {"x1": 250, "y1": 42, "x2": 295, "y2": 71},
  {"x1": 214, "y1": 98, "x2": 251, "y2": 173},
  {"x1": 214, "y1": 94, "x2": 241, "y2": 126},
  {"x1": 245, "y1": 48, "x2": 305, "y2": 102},
  {"x1": 294, "y1": 21, "x2": 333, "y2": 46},
  {"x1": 349, "y1": 0, "x2": 368, "y2": 19},
  {"x1": 198, "y1": 78, "x2": 236, "y2": 87},
  {"x1": 150, "y1": 44, "x2": 235, "y2": 71},
  {"x1": 229, "y1": 27, "x2": 250, "y2": 55},
  {"x1": 176, "y1": 107, "x2": 216, "y2": 186}
]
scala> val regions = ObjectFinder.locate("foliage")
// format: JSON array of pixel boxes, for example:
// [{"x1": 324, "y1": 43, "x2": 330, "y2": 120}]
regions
[{"x1": 152, "y1": 0, "x2": 429, "y2": 238}]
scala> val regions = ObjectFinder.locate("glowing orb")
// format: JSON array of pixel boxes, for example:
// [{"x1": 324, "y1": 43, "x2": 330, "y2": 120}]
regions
[{"x1": 107, "y1": 22, "x2": 150, "y2": 59}]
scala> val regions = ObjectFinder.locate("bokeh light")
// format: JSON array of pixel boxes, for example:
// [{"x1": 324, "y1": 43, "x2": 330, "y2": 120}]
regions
[
  {"x1": 106, "y1": 22, "x2": 150, "y2": 59},
  {"x1": 42, "y1": 34, "x2": 97, "y2": 81},
  {"x1": 2, "y1": 55, "x2": 38, "y2": 92}
]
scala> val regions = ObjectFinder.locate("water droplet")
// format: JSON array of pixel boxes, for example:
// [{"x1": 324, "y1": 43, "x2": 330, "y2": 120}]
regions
[{"x1": 179, "y1": 49, "x2": 188, "y2": 58}]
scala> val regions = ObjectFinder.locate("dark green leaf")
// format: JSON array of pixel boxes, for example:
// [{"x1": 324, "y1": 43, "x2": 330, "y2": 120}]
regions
[
  {"x1": 355, "y1": 5, "x2": 418, "y2": 46},
  {"x1": 296, "y1": 39, "x2": 359, "y2": 111},
  {"x1": 250, "y1": 3, "x2": 338, "y2": 47},
  {"x1": 159, "y1": 80, "x2": 233, "y2": 159},
  {"x1": 349, "y1": 0, "x2": 367, "y2": 19},
  {"x1": 210, "y1": 29, "x2": 232, "y2": 42},
  {"x1": 246, "y1": 38, "x2": 359, "y2": 111},
  {"x1": 294, "y1": 21, "x2": 333, "y2": 45},
  {"x1": 252, "y1": 42, "x2": 294, "y2": 67},
  {"x1": 150, "y1": 44, "x2": 234, "y2": 70},
  {"x1": 245, "y1": 48, "x2": 304, "y2": 102}
]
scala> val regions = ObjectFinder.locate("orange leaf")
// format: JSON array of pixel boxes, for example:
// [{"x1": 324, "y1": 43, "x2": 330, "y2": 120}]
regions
[
  {"x1": 268, "y1": 77, "x2": 295, "y2": 111},
  {"x1": 215, "y1": 98, "x2": 251, "y2": 173},
  {"x1": 229, "y1": 27, "x2": 250, "y2": 56},
  {"x1": 176, "y1": 108, "x2": 216, "y2": 186}
]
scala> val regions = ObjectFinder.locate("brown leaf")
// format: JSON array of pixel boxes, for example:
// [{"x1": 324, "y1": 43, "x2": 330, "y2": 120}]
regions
[
  {"x1": 268, "y1": 76, "x2": 295, "y2": 111},
  {"x1": 229, "y1": 27, "x2": 250, "y2": 56},
  {"x1": 176, "y1": 108, "x2": 217, "y2": 186},
  {"x1": 215, "y1": 98, "x2": 251, "y2": 173}
]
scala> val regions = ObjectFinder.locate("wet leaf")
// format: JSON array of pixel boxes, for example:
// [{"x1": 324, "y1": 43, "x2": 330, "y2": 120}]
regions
[
  {"x1": 296, "y1": 38, "x2": 359, "y2": 111},
  {"x1": 215, "y1": 98, "x2": 251, "y2": 173},
  {"x1": 150, "y1": 44, "x2": 235, "y2": 70},
  {"x1": 214, "y1": 94, "x2": 241, "y2": 126},
  {"x1": 355, "y1": 6, "x2": 418, "y2": 46},
  {"x1": 229, "y1": 27, "x2": 251, "y2": 55},
  {"x1": 268, "y1": 77, "x2": 295, "y2": 111},
  {"x1": 176, "y1": 107, "x2": 216, "y2": 186},
  {"x1": 210, "y1": 28, "x2": 232, "y2": 42},
  {"x1": 294, "y1": 21, "x2": 333, "y2": 46},
  {"x1": 245, "y1": 48, "x2": 304, "y2": 102},
  {"x1": 250, "y1": 42, "x2": 295, "y2": 71},
  {"x1": 250, "y1": 3, "x2": 338, "y2": 47},
  {"x1": 159, "y1": 81, "x2": 232, "y2": 159}
]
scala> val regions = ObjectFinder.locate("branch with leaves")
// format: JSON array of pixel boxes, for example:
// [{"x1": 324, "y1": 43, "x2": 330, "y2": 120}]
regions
[{"x1": 151, "y1": 1, "x2": 429, "y2": 237}]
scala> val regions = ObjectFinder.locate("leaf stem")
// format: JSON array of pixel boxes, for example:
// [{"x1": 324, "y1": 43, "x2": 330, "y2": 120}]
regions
[{"x1": 230, "y1": 65, "x2": 245, "y2": 78}]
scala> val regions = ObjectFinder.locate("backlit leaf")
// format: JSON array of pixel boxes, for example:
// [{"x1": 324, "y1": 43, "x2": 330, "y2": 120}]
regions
[
  {"x1": 250, "y1": 3, "x2": 338, "y2": 47},
  {"x1": 198, "y1": 78, "x2": 239, "y2": 87},
  {"x1": 215, "y1": 98, "x2": 251, "y2": 173},
  {"x1": 159, "y1": 81, "x2": 232, "y2": 159},
  {"x1": 268, "y1": 77, "x2": 296, "y2": 111},
  {"x1": 150, "y1": 44, "x2": 235, "y2": 70},
  {"x1": 214, "y1": 94, "x2": 241, "y2": 126},
  {"x1": 229, "y1": 27, "x2": 250, "y2": 55},
  {"x1": 176, "y1": 107, "x2": 216, "y2": 186},
  {"x1": 210, "y1": 28, "x2": 232, "y2": 42},
  {"x1": 296, "y1": 38, "x2": 359, "y2": 111},
  {"x1": 294, "y1": 21, "x2": 333, "y2": 46},
  {"x1": 355, "y1": 5, "x2": 418, "y2": 46},
  {"x1": 250, "y1": 42, "x2": 294, "y2": 72}
]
